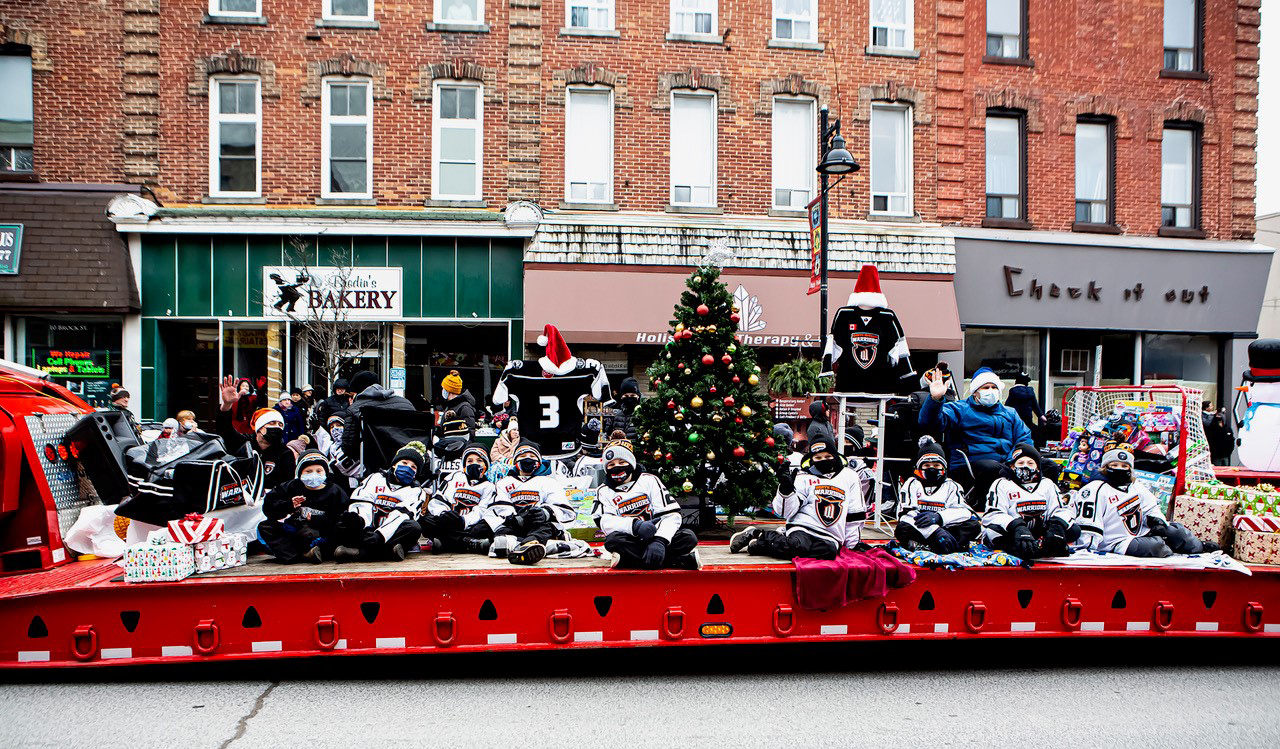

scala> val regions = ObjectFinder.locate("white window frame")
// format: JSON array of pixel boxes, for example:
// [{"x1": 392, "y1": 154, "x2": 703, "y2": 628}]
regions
[
  {"x1": 1161, "y1": 125, "x2": 1197, "y2": 229},
  {"x1": 434, "y1": 0, "x2": 485, "y2": 25},
  {"x1": 669, "y1": 90, "x2": 718, "y2": 208},
  {"x1": 324, "y1": 0, "x2": 375, "y2": 21},
  {"x1": 208, "y1": 76, "x2": 262, "y2": 198},
  {"x1": 564, "y1": 86, "x2": 614, "y2": 205},
  {"x1": 1074, "y1": 119, "x2": 1112, "y2": 225},
  {"x1": 208, "y1": 0, "x2": 261, "y2": 18},
  {"x1": 869, "y1": 103, "x2": 914, "y2": 217},
  {"x1": 321, "y1": 78, "x2": 374, "y2": 199},
  {"x1": 566, "y1": 0, "x2": 614, "y2": 31},
  {"x1": 984, "y1": 114, "x2": 1023, "y2": 220},
  {"x1": 1163, "y1": 0, "x2": 1199, "y2": 72},
  {"x1": 869, "y1": 0, "x2": 913, "y2": 50},
  {"x1": 771, "y1": 95, "x2": 816, "y2": 211},
  {"x1": 670, "y1": 0, "x2": 717, "y2": 36},
  {"x1": 772, "y1": 0, "x2": 818, "y2": 43},
  {"x1": 431, "y1": 80, "x2": 484, "y2": 201},
  {"x1": 985, "y1": 0, "x2": 1023, "y2": 58}
]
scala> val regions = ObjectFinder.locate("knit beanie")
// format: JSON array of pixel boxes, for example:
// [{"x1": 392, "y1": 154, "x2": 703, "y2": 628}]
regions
[{"x1": 442, "y1": 370, "x2": 464, "y2": 396}]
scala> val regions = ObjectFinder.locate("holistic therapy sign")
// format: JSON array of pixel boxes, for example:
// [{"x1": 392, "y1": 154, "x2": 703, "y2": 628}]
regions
[{"x1": 262, "y1": 266, "x2": 403, "y2": 321}]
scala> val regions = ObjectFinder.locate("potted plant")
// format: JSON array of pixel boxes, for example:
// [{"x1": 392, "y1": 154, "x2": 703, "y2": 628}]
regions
[{"x1": 767, "y1": 357, "x2": 825, "y2": 397}]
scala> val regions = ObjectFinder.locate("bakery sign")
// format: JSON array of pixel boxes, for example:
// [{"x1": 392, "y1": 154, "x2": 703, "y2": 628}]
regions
[{"x1": 262, "y1": 266, "x2": 402, "y2": 321}]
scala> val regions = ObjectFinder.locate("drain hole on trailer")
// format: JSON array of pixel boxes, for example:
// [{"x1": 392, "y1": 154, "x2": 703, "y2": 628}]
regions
[
  {"x1": 918, "y1": 591, "x2": 935, "y2": 611},
  {"x1": 27, "y1": 615, "x2": 47, "y2": 638},
  {"x1": 120, "y1": 611, "x2": 141, "y2": 633},
  {"x1": 242, "y1": 606, "x2": 262, "y2": 628},
  {"x1": 706, "y1": 594, "x2": 725, "y2": 615},
  {"x1": 1202, "y1": 591, "x2": 1217, "y2": 609},
  {"x1": 1017, "y1": 590, "x2": 1033, "y2": 609},
  {"x1": 1111, "y1": 591, "x2": 1127, "y2": 609},
  {"x1": 361, "y1": 602, "x2": 380, "y2": 624},
  {"x1": 594, "y1": 596, "x2": 612, "y2": 617},
  {"x1": 478, "y1": 600, "x2": 498, "y2": 621}
]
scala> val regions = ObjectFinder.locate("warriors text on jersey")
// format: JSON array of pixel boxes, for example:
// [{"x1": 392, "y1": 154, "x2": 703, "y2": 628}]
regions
[
  {"x1": 897, "y1": 477, "x2": 974, "y2": 538},
  {"x1": 822, "y1": 305, "x2": 915, "y2": 395},
  {"x1": 492, "y1": 359, "x2": 610, "y2": 458},
  {"x1": 1073, "y1": 479, "x2": 1166, "y2": 554},
  {"x1": 594, "y1": 473, "x2": 682, "y2": 541},
  {"x1": 489, "y1": 473, "x2": 577, "y2": 530},
  {"x1": 982, "y1": 477, "x2": 1076, "y2": 543},
  {"x1": 773, "y1": 464, "x2": 871, "y2": 548},
  {"x1": 427, "y1": 471, "x2": 496, "y2": 529},
  {"x1": 349, "y1": 472, "x2": 427, "y2": 542}
]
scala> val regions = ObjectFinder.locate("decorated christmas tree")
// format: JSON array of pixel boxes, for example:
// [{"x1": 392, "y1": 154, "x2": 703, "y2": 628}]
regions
[{"x1": 633, "y1": 265, "x2": 787, "y2": 521}]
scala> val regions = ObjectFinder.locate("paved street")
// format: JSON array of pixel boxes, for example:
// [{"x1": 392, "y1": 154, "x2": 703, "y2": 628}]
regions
[{"x1": 1, "y1": 639, "x2": 1277, "y2": 749}]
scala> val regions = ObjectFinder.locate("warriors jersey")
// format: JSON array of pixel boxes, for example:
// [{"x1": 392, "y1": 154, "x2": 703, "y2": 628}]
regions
[
  {"x1": 773, "y1": 464, "x2": 871, "y2": 548},
  {"x1": 898, "y1": 477, "x2": 975, "y2": 539},
  {"x1": 427, "y1": 471, "x2": 496, "y2": 529},
  {"x1": 1073, "y1": 479, "x2": 1166, "y2": 554},
  {"x1": 822, "y1": 305, "x2": 916, "y2": 395},
  {"x1": 982, "y1": 477, "x2": 1076, "y2": 543},
  {"x1": 349, "y1": 472, "x2": 427, "y2": 542},
  {"x1": 488, "y1": 473, "x2": 576, "y2": 530},
  {"x1": 594, "y1": 473, "x2": 682, "y2": 541},
  {"x1": 492, "y1": 359, "x2": 610, "y2": 458}
]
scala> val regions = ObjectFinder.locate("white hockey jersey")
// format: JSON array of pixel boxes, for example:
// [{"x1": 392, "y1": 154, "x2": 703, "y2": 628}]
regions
[
  {"x1": 488, "y1": 472, "x2": 576, "y2": 531},
  {"x1": 773, "y1": 464, "x2": 871, "y2": 549},
  {"x1": 349, "y1": 473, "x2": 428, "y2": 542},
  {"x1": 427, "y1": 471, "x2": 496, "y2": 530},
  {"x1": 1073, "y1": 479, "x2": 1166, "y2": 554},
  {"x1": 594, "y1": 473, "x2": 682, "y2": 541},
  {"x1": 982, "y1": 477, "x2": 1076, "y2": 544},
  {"x1": 898, "y1": 477, "x2": 974, "y2": 539}
]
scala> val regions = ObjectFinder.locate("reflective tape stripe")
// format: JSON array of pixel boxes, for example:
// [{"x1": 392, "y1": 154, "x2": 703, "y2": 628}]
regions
[
  {"x1": 1011, "y1": 622, "x2": 1036, "y2": 632},
  {"x1": 1195, "y1": 622, "x2": 1219, "y2": 631},
  {"x1": 487, "y1": 633, "x2": 517, "y2": 645},
  {"x1": 629, "y1": 630, "x2": 659, "y2": 641},
  {"x1": 1081, "y1": 622, "x2": 1106, "y2": 632},
  {"x1": 934, "y1": 623, "x2": 948, "y2": 634},
  {"x1": 100, "y1": 647, "x2": 132, "y2": 659},
  {"x1": 17, "y1": 651, "x2": 49, "y2": 662},
  {"x1": 898, "y1": 624, "x2": 911, "y2": 634},
  {"x1": 819, "y1": 624, "x2": 847, "y2": 635},
  {"x1": 573, "y1": 631, "x2": 603, "y2": 642},
  {"x1": 162, "y1": 645, "x2": 193, "y2": 657},
  {"x1": 375, "y1": 637, "x2": 406, "y2": 649},
  {"x1": 251, "y1": 641, "x2": 283, "y2": 652},
  {"x1": 1265, "y1": 624, "x2": 1280, "y2": 634},
  {"x1": 335, "y1": 639, "x2": 348, "y2": 650},
  {"x1": 1126, "y1": 622, "x2": 1150, "y2": 631}
]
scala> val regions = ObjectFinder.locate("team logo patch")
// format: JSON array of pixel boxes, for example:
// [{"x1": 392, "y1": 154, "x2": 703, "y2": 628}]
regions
[
  {"x1": 218, "y1": 479, "x2": 247, "y2": 504},
  {"x1": 510, "y1": 489, "x2": 541, "y2": 508},
  {"x1": 813, "y1": 485, "x2": 846, "y2": 527},
  {"x1": 263, "y1": 461, "x2": 276, "y2": 474},
  {"x1": 849, "y1": 332, "x2": 879, "y2": 369},
  {"x1": 616, "y1": 493, "x2": 652, "y2": 518},
  {"x1": 371, "y1": 494, "x2": 400, "y2": 511},
  {"x1": 452, "y1": 487, "x2": 482, "y2": 510},
  {"x1": 1115, "y1": 494, "x2": 1142, "y2": 534}
]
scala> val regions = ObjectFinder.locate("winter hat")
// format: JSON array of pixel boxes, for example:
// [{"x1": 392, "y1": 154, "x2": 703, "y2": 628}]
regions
[
  {"x1": 110, "y1": 388, "x2": 130, "y2": 403},
  {"x1": 618, "y1": 377, "x2": 640, "y2": 396},
  {"x1": 392, "y1": 441, "x2": 428, "y2": 474},
  {"x1": 967, "y1": 367, "x2": 1004, "y2": 397},
  {"x1": 846, "y1": 264, "x2": 888, "y2": 309},
  {"x1": 513, "y1": 441, "x2": 543, "y2": 465},
  {"x1": 1009, "y1": 442, "x2": 1042, "y2": 466},
  {"x1": 1244, "y1": 339, "x2": 1280, "y2": 383},
  {"x1": 773, "y1": 423, "x2": 794, "y2": 443},
  {"x1": 1014, "y1": 372, "x2": 1031, "y2": 386},
  {"x1": 442, "y1": 370, "x2": 464, "y2": 395},
  {"x1": 602, "y1": 440, "x2": 637, "y2": 468},
  {"x1": 302, "y1": 383, "x2": 314, "y2": 393},
  {"x1": 844, "y1": 424, "x2": 865, "y2": 452},
  {"x1": 332, "y1": 378, "x2": 350, "y2": 391},
  {"x1": 349, "y1": 370, "x2": 378, "y2": 394},
  {"x1": 277, "y1": 392, "x2": 293, "y2": 404},
  {"x1": 252, "y1": 408, "x2": 285, "y2": 432},
  {"x1": 295, "y1": 449, "x2": 331, "y2": 479},
  {"x1": 161, "y1": 418, "x2": 178, "y2": 431},
  {"x1": 326, "y1": 414, "x2": 344, "y2": 427},
  {"x1": 462, "y1": 443, "x2": 491, "y2": 468},
  {"x1": 915, "y1": 440, "x2": 947, "y2": 469},
  {"x1": 807, "y1": 437, "x2": 840, "y2": 459},
  {"x1": 536, "y1": 324, "x2": 576, "y2": 377},
  {"x1": 235, "y1": 378, "x2": 253, "y2": 392},
  {"x1": 1101, "y1": 447, "x2": 1134, "y2": 469}
]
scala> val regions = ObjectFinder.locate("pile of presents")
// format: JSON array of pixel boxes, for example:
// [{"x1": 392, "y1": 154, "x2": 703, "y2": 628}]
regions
[
  {"x1": 1172, "y1": 481, "x2": 1280, "y2": 564},
  {"x1": 122, "y1": 514, "x2": 249, "y2": 583}
]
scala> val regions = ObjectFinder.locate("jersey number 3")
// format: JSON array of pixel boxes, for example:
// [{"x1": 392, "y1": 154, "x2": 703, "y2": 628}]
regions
[{"x1": 539, "y1": 395, "x2": 560, "y2": 429}]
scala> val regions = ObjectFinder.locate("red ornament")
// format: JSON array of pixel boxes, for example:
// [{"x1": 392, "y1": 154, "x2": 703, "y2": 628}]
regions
[
  {"x1": 732, "y1": 375, "x2": 741, "y2": 384},
  {"x1": 721, "y1": 355, "x2": 732, "y2": 365},
  {"x1": 677, "y1": 363, "x2": 684, "y2": 370},
  {"x1": 735, "y1": 417, "x2": 743, "y2": 424},
  {"x1": 778, "y1": 454, "x2": 788, "y2": 463},
  {"x1": 701, "y1": 354, "x2": 715, "y2": 366},
  {"x1": 696, "y1": 304, "x2": 710, "y2": 316},
  {"x1": 730, "y1": 313, "x2": 741, "y2": 323},
  {"x1": 733, "y1": 446, "x2": 746, "y2": 458},
  {"x1": 667, "y1": 400, "x2": 676, "y2": 410},
  {"x1": 709, "y1": 386, "x2": 717, "y2": 394},
  {"x1": 765, "y1": 436, "x2": 776, "y2": 447},
  {"x1": 723, "y1": 396, "x2": 736, "y2": 408},
  {"x1": 665, "y1": 452, "x2": 674, "y2": 461}
]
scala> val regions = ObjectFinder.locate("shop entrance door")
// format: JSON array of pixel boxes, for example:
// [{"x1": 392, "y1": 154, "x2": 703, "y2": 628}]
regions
[{"x1": 158, "y1": 322, "x2": 219, "y2": 424}]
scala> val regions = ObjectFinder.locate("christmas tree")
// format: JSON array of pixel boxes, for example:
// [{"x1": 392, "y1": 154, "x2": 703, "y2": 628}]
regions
[{"x1": 633, "y1": 265, "x2": 787, "y2": 521}]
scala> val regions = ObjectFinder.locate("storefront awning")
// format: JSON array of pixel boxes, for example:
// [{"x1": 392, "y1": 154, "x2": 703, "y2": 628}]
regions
[{"x1": 524, "y1": 266, "x2": 962, "y2": 351}]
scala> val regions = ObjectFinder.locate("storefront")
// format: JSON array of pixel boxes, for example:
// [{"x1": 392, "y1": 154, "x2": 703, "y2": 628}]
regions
[
  {"x1": 0, "y1": 185, "x2": 140, "y2": 406},
  {"x1": 953, "y1": 230, "x2": 1274, "y2": 409}
]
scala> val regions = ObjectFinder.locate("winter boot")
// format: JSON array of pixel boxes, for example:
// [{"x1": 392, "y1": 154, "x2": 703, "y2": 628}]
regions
[
  {"x1": 302, "y1": 546, "x2": 324, "y2": 564},
  {"x1": 334, "y1": 545, "x2": 362, "y2": 563},
  {"x1": 670, "y1": 548, "x2": 704, "y2": 571},
  {"x1": 463, "y1": 537, "x2": 492, "y2": 555},
  {"x1": 390, "y1": 543, "x2": 407, "y2": 561},
  {"x1": 490, "y1": 534, "x2": 517, "y2": 558},
  {"x1": 508, "y1": 540, "x2": 546, "y2": 566},
  {"x1": 729, "y1": 526, "x2": 760, "y2": 554}
]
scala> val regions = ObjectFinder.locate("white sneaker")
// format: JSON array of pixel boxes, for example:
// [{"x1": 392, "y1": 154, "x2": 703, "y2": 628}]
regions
[
  {"x1": 729, "y1": 526, "x2": 760, "y2": 554},
  {"x1": 609, "y1": 552, "x2": 624, "y2": 569},
  {"x1": 490, "y1": 534, "x2": 516, "y2": 558}
]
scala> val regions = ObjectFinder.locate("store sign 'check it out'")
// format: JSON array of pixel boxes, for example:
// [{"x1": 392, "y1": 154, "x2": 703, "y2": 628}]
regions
[{"x1": 262, "y1": 266, "x2": 403, "y2": 321}]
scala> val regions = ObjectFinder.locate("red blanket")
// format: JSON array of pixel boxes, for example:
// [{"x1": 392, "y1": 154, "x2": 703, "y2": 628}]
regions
[{"x1": 793, "y1": 548, "x2": 917, "y2": 610}]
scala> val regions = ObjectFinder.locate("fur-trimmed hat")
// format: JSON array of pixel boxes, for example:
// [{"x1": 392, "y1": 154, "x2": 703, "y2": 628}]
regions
[
  {"x1": 535, "y1": 324, "x2": 576, "y2": 377},
  {"x1": 252, "y1": 408, "x2": 285, "y2": 432},
  {"x1": 846, "y1": 264, "x2": 888, "y2": 308},
  {"x1": 968, "y1": 367, "x2": 1004, "y2": 397}
]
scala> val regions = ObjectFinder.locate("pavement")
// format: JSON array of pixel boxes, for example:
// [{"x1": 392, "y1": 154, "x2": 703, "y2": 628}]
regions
[{"x1": 1, "y1": 638, "x2": 1277, "y2": 748}]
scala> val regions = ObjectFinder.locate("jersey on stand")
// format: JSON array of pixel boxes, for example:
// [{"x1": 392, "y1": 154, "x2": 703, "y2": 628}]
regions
[
  {"x1": 492, "y1": 358, "x2": 610, "y2": 458},
  {"x1": 822, "y1": 306, "x2": 915, "y2": 394}
]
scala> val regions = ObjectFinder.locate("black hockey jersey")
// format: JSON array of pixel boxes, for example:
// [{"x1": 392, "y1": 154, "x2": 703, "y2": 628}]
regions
[
  {"x1": 492, "y1": 358, "x2": 610, "y2": 458},
  {"x1": 822, "y1": 306, "x2": 916, "y2": 395}
]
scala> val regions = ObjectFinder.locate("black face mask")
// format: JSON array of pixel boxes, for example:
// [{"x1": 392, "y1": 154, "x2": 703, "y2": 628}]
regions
[
  {"x1": 517, "y1": 458, "x2": 539, "y2": 476},
  {"x1": 262, "y1": 427, "x2": 284, "y2": 446},
  {"x1": 604, "y1": 466, "x2": 633, "y2": 489},
  {"x1": 1104, "y1": 468, "x2": 1133, "y2": 490},
  {"x1": 621, "y1": 395, "x2": 640, "y2": 413},
  {"x1": 465, "y1": 464, "x2": 485, "y2": 483},
  {"x1": 813, "y1": 458, "x2": 841, "y2": 477},
  {"x1": 1013, "y1": 466, "x2": 1041, "y2": 487},
  {"x1": 920, "y1": 466, "x2": 946, "y2": 487}
]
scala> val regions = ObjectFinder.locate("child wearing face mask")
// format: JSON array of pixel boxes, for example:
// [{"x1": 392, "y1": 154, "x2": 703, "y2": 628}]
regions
[
  {"x1": 258, "y1": 450, "x2": 351, "y2": 563},
  {"x1": 982, "y1": 443, "x2": 1080, "y2": 559},
  {"x1": 729, "y1": 438, "x2": 871, "y2": 560},
  {"x1": 487, "y1": 442, "x2": 577, "y2": 565},
  {"x1": 421, "y1": 444, "x2": 497, "y2": 554},
  {"x1": 175, "y1": 410, "x2": 202, "y2": 436},
  {"x1": 894, "y1": 441, "x2": 982, "y2": 554},
  {"x1": 334, "y1": 441, "x2": 430, "y2": 562},
  {"x1": 594, "y1": 438, "x2": 701, "y2": 570}
]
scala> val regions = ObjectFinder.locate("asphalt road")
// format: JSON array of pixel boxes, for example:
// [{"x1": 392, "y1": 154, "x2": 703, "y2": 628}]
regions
[{"x1": 1, "y1": 639, "x2": 1277, "y2": 749}]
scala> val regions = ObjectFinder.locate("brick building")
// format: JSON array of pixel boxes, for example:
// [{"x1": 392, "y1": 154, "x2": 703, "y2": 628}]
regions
[{"x1": 0, "y1": 0, "x2": 1270, "y2": 420}]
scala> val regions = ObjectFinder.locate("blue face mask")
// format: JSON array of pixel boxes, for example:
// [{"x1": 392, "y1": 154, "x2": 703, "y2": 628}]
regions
[
  {"x1": 300, "y1": 473, "x2": 327, "y2": 490},
  {"x1": 976, "y1": 389, "x2": 1000, "y2": 407},
  {"x1": 393, "y1": 464, "x2": 417, "y2": 485}
]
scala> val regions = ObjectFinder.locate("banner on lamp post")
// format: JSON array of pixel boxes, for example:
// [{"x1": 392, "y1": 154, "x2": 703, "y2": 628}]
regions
[{"x1": 806, "y1": 196, "x2": 822, "y2": 295}]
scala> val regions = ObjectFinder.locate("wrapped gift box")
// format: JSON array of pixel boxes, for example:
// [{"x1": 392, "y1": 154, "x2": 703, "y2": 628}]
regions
[
  {"x1": 192, "y1": 532, "x2": 249, "y2": 573},
  {"x1": 167, "y1": 513, "x2": 225, "y2": 544},
  {"x1": 1232, "y1": 514, "x2": 1280, "y2": 534},
  {"x1": 124, "y1": 539, "x2": 195, "y2": 583},
  {"x1": 1235, "y1": 529, "x2": 1280, "y2": 565},
  {"x1": 1170, "y1": 495, "x2": 1236, "y2": 551}
]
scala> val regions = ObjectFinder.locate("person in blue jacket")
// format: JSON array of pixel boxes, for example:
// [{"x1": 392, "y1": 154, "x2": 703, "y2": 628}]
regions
[{"x1": 918, "y1": 367, "x2": 1038, "y2": 508}]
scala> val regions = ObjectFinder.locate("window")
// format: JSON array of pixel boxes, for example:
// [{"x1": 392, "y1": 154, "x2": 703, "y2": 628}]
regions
[
  {"x1": 984, "y1": 114, "x2": 1023, "y2": 220},
  {"x1": 435, "y1": 0, "x2": 482, "y2": 24},
  {"x1": 1161, "y1": 124, "x2": 1198, "y2": 229},
  {"x1": 322, "y1": 80, "x2": 372, "y2": 198},
  {"x1": 771, "y1": 97, "x2": 815, "y2": 210},
  {"x1": 1163, "y1": 0, "x2": 1199, "y2": 72},
  {"x1": 567, "y1": 0, "x2": 613, "y2": 30},
  {"x1": 325, "y1": 0, "x2": 373, "y2": 20},
  {"x1": 986, "y1": 0, "x2": 1023, "y2": 58},
  {"x1": 0, "y1": 54, "x2": 33, "y2": 173},
  {"x1": 670, "y1": 92, "x2": 716, "y2": 207},
  {"x1": 565, "y1": 88, "x2": 613, "y2": 203},
  {"x1": 209, "y1": 77, "x2": 261, "y2": 196},
  {"x1": 1074, "y1": 119, "x2": 1112, "y2": 225},
  {"x1": 870, "y1": 0, "x2": 911, "y2": 50},
  {"x1": 209, "y1": 0, "x2": 260, "y2": 17},
  {"x1": 671, "y1": 0, "x2": 716, "y2": 35},
  {"x1": 433, "y1": 82, "x2": 483, "y2": 200},
  {"x1": 773, "y1": 0, "x2": 817, "y2": 42},
  {"x1": 870, "y1": 104, "x2": 912, "y2": 215}
]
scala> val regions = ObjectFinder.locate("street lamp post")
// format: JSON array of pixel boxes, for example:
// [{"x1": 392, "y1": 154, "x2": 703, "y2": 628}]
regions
[{"x1": 815, "y1": 106, "x2": 859, "y2": 357}]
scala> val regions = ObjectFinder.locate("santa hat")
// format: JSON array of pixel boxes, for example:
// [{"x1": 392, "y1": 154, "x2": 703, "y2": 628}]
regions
[
  {"x1": 536, "y1": 323, "x2": 576, "y2": 377},
  {"x1": 846, "y1": 264, "x2": 888, "y2": 309},
  {"x1": 967, "y1": 367, "x2": 1004, "y2": 397},
  {"x1": 252, "y1": 408, "x2": 285, "y2": 432}
]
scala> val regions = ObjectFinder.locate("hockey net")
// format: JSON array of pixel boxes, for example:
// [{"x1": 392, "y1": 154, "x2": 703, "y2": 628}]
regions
[{"x1": 1060, "y1": 385, "x2": 1215, "y2": 499}]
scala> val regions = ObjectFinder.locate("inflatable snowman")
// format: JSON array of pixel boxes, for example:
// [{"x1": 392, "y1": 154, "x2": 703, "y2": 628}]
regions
[{"x1": 1237, "y1": 339, "x2": 1280, "y2": 471}]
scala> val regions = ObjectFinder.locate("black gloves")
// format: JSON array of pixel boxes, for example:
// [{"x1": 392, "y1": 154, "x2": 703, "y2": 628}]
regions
[
  {"x1": 1146, "y1": 516, "x2": 1169, "y2": 537},
  {"x1": 641, "y1": 538, "x2": 667, "y2": 568},
  {"x1": 1042, "y1": 517, "x2": 1069, "y2": 555},
  {"x1": 931, "y1": 527, "x2": 959, "y2": 554},
  {"x1": 633, "y1": 519, "x2": 658, "y2": 540},
  {"x1": 777, "y1": 466, "x2": 797, "y2": 496},
  {"x1": 439, "y1": 510, "x2": 465, "y2": 532},
  {"x1": 1009, "y1": 519, "x2": 1040, "y2": 560},
  {"x1": 523, "y1": 506, "x2": 552, "y2": 526},
  {"x1": 914, "y1": 510, "x2": 943, "y2": 528}
]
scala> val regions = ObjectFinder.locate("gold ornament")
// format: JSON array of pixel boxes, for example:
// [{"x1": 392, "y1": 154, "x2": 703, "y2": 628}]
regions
[
  {"x1": 732, "y1": 304, "x2": 740, "y2": 313},
  {"x1": 740, "y1": 405, "x2": 753, "y2": 417},
  {"x1": 712, "y1": 413, "x2": 723, "y2": 423},
  {"x1": 748, "y1": 374, "x2": 760, "y2": 386},
  {"x1": 675, "y1": 412, "x2": 684, "y2": 421},
  {"x1": 653, "y1": 450, "x2": 664, "y2": 459},
  {"x1": 708, "y1": 325, "x2": 717, "y2": 333},
  {"x1": 675, "y1": 323, "x2": 685, "y2": 333},
  {"x1": 706, "y1": 451, "x2": 716, "y2": 460},
  {"x1": 683, "y1": 368, "x2": 692, "y2": 375},
  {"x1": 691, "y1": 396, "x2": 704, "y2": 408},
  {"x1": 643, "y1": 431, "x2": 652, "y2": 441},
  {"x1": 693, "y1": 276, "x2": 702, "y2": 284},
  {"x1": 682, "y1": 480, "x2": 694, "y2": 493}
]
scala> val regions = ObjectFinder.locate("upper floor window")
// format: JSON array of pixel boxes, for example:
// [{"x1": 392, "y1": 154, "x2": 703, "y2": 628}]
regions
[
  {"x1": 986, "y1": 0, "x2": 1024, "y2": 58},
  {"x1": 670, "y1": 91, "x2": 717, "y2": 207},
  {"x1": 870, "y1": 0, "x2": 912, "y2": 50},
  {"x1": 1161, "y1": 124, "x2": 1199, "y2": 230},
  {"x1": 1163, "y1": 0, "x2": 1200, "y2": 72},
  {"x1": 985, "y1": 113, "x2": 1024, "y2": 221},
  {"x1": 870, "y1": 104, "x2": 913, "y2": 216},
  {"x1": 436, "y1": 0, "x2": 483, "y2": 24},
  {"x1": 773, "y1": 0, "x2": 817, "y2": 43},
  {"x1": 671, "y1": 0, "x2": 716, "y2": 35},
  {"x1": 433, "y1": 82, "x2": 483, "y2": 201},
  {"x1": 0, "y1": 53, "x2": 33, "y2": 173},
  {"x1": 565, "y1": 87, "x2": 613, "y2": 204},
  {"x1": 325, "y1": 0, "x2": 373, "y2": 21},
  {"x1": 771, "y1": 96, "x2": 815, "y2": 210},
  {"x1": 1074, "y1": 118, "x2": 1114, "y2": 226},
  {"x1": 567, "y1": 0, "x2": 614, "y2": 31},
  {"x1": 209, "y1": 0, "x2": 261, "y2": 17},
  {"x1": 322, "y1": 80, "x2": 373, "y2": 198},
  {"x1": 209, "y1": 77, "x2": 261, "y2": 196}
]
